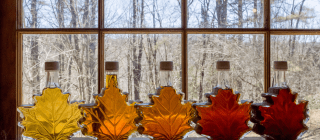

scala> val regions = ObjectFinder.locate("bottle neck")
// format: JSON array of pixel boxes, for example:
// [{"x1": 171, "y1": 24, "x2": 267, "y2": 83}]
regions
[
  {"x1": 272, "y1": 70, "x2": 287, "y2": 87},
  {"x1": 46, "y1": 70, "x2": 59, "y2": 88},
  {"x1": 160, "y1": 70, "x2": 172, "y2": 87},
  {"x1": 216, "y1": 70, "x2": 230, "y2": 89},
  {"x1": 106, "y1": 71, "x2": 118, "y2": 88}
]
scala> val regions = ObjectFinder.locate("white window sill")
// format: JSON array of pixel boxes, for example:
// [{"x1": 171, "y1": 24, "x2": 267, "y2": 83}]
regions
[{"x1": 71, "y1": 137, "x2": 264, "y2": 140}]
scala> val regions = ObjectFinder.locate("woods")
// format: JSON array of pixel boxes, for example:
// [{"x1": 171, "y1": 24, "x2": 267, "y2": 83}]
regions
[{"x1": 21, "y1": 0, "x2": 319, "y2": 139}]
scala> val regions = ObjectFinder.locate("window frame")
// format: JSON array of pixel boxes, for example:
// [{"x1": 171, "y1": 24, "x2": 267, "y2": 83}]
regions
[{"x1": 15, "y1": 0, "x2": 320, "y2": 138}]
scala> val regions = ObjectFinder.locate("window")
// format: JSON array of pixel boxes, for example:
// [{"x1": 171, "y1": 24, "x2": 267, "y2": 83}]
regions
[
  {"x1": 104, "y1": 34, "x2": 182, "y2": 102},
  {"x1": 17, "y1": 0, "x2": 320, "y2": 139},
  {"x1": 188, "y1": 34, "x2": 264, "y2": 102},
  {"x1": 22, "y1": 34, "x2": 98, "y2": 104}
]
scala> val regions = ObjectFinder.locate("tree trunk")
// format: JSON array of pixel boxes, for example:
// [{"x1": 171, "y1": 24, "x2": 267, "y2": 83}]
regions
[
  {"x1": 91, "y1": 0, "x2": 97, "y2": 27},
  {"x1": 290, "y1": 0, "x2": 306, "y2": 57},
  {"x1": 132, "y1": 0, "x2": 144, "y2": 100},
  {"x1": 83, "y1": 0, "x2": 89, "y2": 28},
  {"x1": 199, "y1": 0, "x2": 209, "y2": 102},
  {"x1": 69, "y1": 0, "x2": 82, "y2": 99},
  {"x1": 238, "y1": 0, "x2": 243, "y2": 43},
  {"x1": 57, "y1": 0, "x2": 65, "y2": 90},
  {"x1": 57, "y1": 0, "x2": 64, "y2": 27},
  {"x1": 30, "y1": 0, "x2": 39, "y2": 94},
  {"x1": 217, "y1": 0, "x2": 227, "y2": 27},
  {"x1": 70, "y1": 0, "x2": 77, "y2": 28},
  {"x1": 132, "y1": 0, "x2": 138, "y2": 99},
  {"x1": 152, "y1": 0, "x2": 158, "y2": 87},
  {"x1": 253, "y1": 0, "x2": 257, "y2": 46}
]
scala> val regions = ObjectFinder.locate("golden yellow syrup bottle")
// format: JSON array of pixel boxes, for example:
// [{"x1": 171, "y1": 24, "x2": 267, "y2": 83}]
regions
[
  {"x1": 135, "y1": 61, "x2": 194, "y2": 140},
  {"x1": 192, "y1": 61, "x2": 252, "y2": 140},
  {"x1": 17, "y1": 61, "x2": 83, "y2": 140},
  {"x1": 79, "y1": 61, "x2": 139, "y2": 140},
  {"x1": 251, "y1": 61, "x2": 309, "y2": 140}
]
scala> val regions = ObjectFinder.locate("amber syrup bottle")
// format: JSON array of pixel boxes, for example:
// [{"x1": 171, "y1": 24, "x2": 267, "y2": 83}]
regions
[
  {"x1": 18, "y1": 61, "x2": 84, "y2": 140},
  {"x1": 251, "y1": 61, "x2": 309, "y2": 140},
  {"x1": 135, "y1": 61, "x2": 195, "y2": 140},
  {"x1": 79, "y1": 61, "x2": 141, "y2": 140},
  {"x1": 192, "y1": 61, "x2": 252, "y2": 140}
]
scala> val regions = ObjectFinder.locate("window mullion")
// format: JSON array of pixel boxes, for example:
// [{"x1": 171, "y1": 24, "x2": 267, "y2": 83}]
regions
[
  {"x1": 98, "y1": 0, "x2": 104, "y2": 93},
  {"x1": 181, "y1": 0, "x2": 188, "y2": 100},
  {"x1": 264, "y1": 0, "x2": 271, "y2": 92}
]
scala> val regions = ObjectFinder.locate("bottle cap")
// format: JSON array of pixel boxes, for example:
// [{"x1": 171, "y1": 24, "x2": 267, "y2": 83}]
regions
[
  {"x1": 160, "y1": 61, "x2": 173, "y2": 71},
  {"x1": 216, "y1": 61, "x2": 230, "y2": 71},
  {"x1": 105, "y1": 61, "x2": 119, "y2": 71},
  {"x1": 45, "y1": 61, "x2": 59, "y2": 70},
  {"x1": 274, "y1": 61, "x2": 287, "y2": 71}
]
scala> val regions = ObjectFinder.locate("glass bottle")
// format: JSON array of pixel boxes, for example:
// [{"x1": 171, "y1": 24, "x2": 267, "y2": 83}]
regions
[
  {"x1": 160, "y1": 61, "x2": 173, "y2": 87},
  {"x1": 18, "y1": 61, "x2": 83, "y2": 140},
  {"x1": 45, "y1": 61, "x2": 60, "y2": 88},
  {"x1": 134, "y1": 61, "x2": 194, "y2": 140},
  {"x1": 105, "y1": 61, "x2": 119, "y2": 88},
  {"x1": 272, "y1": 61, "x2": 288, "y2": 88},
  {"x1": 193, "y1": 60, "x2": 252, "y2": 139},
  {"x1": 216, "y1": 61, "x2": 230, "y2": 89}
]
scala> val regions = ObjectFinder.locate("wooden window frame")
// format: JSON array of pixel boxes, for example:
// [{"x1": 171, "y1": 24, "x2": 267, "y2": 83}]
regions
[{"x1": 13, "y1": 0, "x2": 320, "y2": 138}]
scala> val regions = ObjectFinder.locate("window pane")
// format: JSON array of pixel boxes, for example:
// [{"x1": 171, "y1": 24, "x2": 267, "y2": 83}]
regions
[
  {"x1": 188, "y1": 34, "x2": 264, "y2": 102},
  {"x1": 22, "y1": 34, "x2": 98, "y2": 105},
  {"x1": 188, "y1": 0, "x2": 264, "y2": 28},
  {"x1": 271, "y1": 0, "x2": 320, "y2": 29},
  {"x1": 22, "y1": 0, "x2": 98, "y2": 28},
  {"x1": 104, "y1": 34, "x2": 182, "y2": 103},
  {"x1": 104, "y1": 0, "x2": 181, "y2": 28},
  {"x1": 271, "y1": 35, "x2": 320, "y2": 138}
]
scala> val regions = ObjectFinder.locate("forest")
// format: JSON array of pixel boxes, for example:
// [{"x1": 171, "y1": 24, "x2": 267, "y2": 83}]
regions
[{"x1": 21, "y1": 0, "x2": 319, "y2": 139}]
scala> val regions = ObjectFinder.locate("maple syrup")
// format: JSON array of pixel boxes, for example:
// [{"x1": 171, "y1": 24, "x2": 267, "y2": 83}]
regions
[
  {"x1": 135, "y1": 61, "x2": 194, "y2": 140},
  {"x1": 18, "y1": 61, "x2": 83, "y2": 140},
  {"x1": 79, "y1": 61, "x2": 138, "y2": 139},
  {"x1": 251, "y1": 61, "x2": 309, "y2": 140},
  {"x1": 193, "y1": 61, "x2": 252, "y2": 140}
]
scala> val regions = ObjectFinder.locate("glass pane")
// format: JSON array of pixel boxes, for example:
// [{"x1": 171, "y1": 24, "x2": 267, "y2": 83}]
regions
[
  {"x1": 104, "y1": 0, "x2": 181, "y2": 28},
  {"x1": 188, "y1": 34, "x2": 264, "y2": 102},
  {"x1": 22, "y1": 0, "x2": 98, "y2": 28},
  {"x1": 104, "y1": 34, "x2": 182, "y2": 104},
  {"x1": 22, "y1": 34, "x2": 98, "y2": 105},
  {"x1": 271, "y1": 35, "x2": 320, "y2": 139},
  {"x1": 271, "y1": 0, "x2": 320, "y2": 29},
  {"x1": 188, "y1": 0, "x2": 264, "y2": 28},
  {"x1": 188, "y1": 34, "x2": 264, "y2": 138}
]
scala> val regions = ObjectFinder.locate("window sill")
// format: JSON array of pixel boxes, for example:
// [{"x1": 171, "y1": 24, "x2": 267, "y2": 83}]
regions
[{"x1": 71, "y1": 137, "x2": 264, "y2": 140}]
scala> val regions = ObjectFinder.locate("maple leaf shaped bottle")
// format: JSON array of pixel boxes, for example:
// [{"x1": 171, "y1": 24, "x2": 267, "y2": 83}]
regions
[
  {"x1": 17, "y1": 61, "x2": 83, "y2": 140},
  {"x1": 79, "y1": 61, "x2": 139, "y2": 140},
  {"x1": 135, "y1": 61, "x2": 195, "y2": 140},
  {"x1": 251, "y1": 61, "x2": 309, "y2": 140},
  {"x1": 192, "y1": 61, "x2": 252, "y2": 140}
]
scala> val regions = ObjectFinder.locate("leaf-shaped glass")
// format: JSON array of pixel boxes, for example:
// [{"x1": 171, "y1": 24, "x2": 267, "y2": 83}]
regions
[
  {"x1": 193, "y1": 88, "x2": 252, "y2": 139},
  {"x1": 135, "y1": 86, "x2": 194, "y2": 140},
  {"x1": 79, "y1": 72, "x2": 139, "y2": 139},
  {"x1": 18, "y1": 88, "x2": 83, "y2": 140}
]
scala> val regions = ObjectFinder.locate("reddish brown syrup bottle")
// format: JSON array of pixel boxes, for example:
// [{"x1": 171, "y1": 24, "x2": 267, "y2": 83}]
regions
[{"x1": 251, "y1": 61, "x2": 309, "y2": 140}]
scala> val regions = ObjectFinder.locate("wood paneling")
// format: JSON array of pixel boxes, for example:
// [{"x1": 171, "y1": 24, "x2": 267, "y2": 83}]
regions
[{"x1": 0, "y1": 0, "x2": 17, "y2": 139}]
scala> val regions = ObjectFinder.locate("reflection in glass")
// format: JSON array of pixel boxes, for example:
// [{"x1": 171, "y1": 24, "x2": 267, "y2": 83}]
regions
[
  {"x1": 188, "y1": 34, "x2": 264, "y2": 102},
  {"x1": 22, "y1": 0, "x2": 98, "y2": 28},
  {"x1": 271, "y1": 35, "x2": 320, "y2": 139},
  {"x1": 188, "y1": 0, "x2": 264, "y2": 28},
  {"x1": 271, "y1": 0, "x2": 320, "y2": 29},
  {"x1": 104, "y1": 34, "x2": 182, "y2": 103},
  {"x1": 22, "y1": 34, "x2": 98, "y2": 104},
  {"x1": 104, "y1": 0, "x2": 181, "y2": 28}
]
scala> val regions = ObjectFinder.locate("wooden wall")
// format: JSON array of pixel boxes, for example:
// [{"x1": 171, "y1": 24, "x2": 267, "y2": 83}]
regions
[{"x1": 0, "y1": 0, "x2": 17, "y2": 139}]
